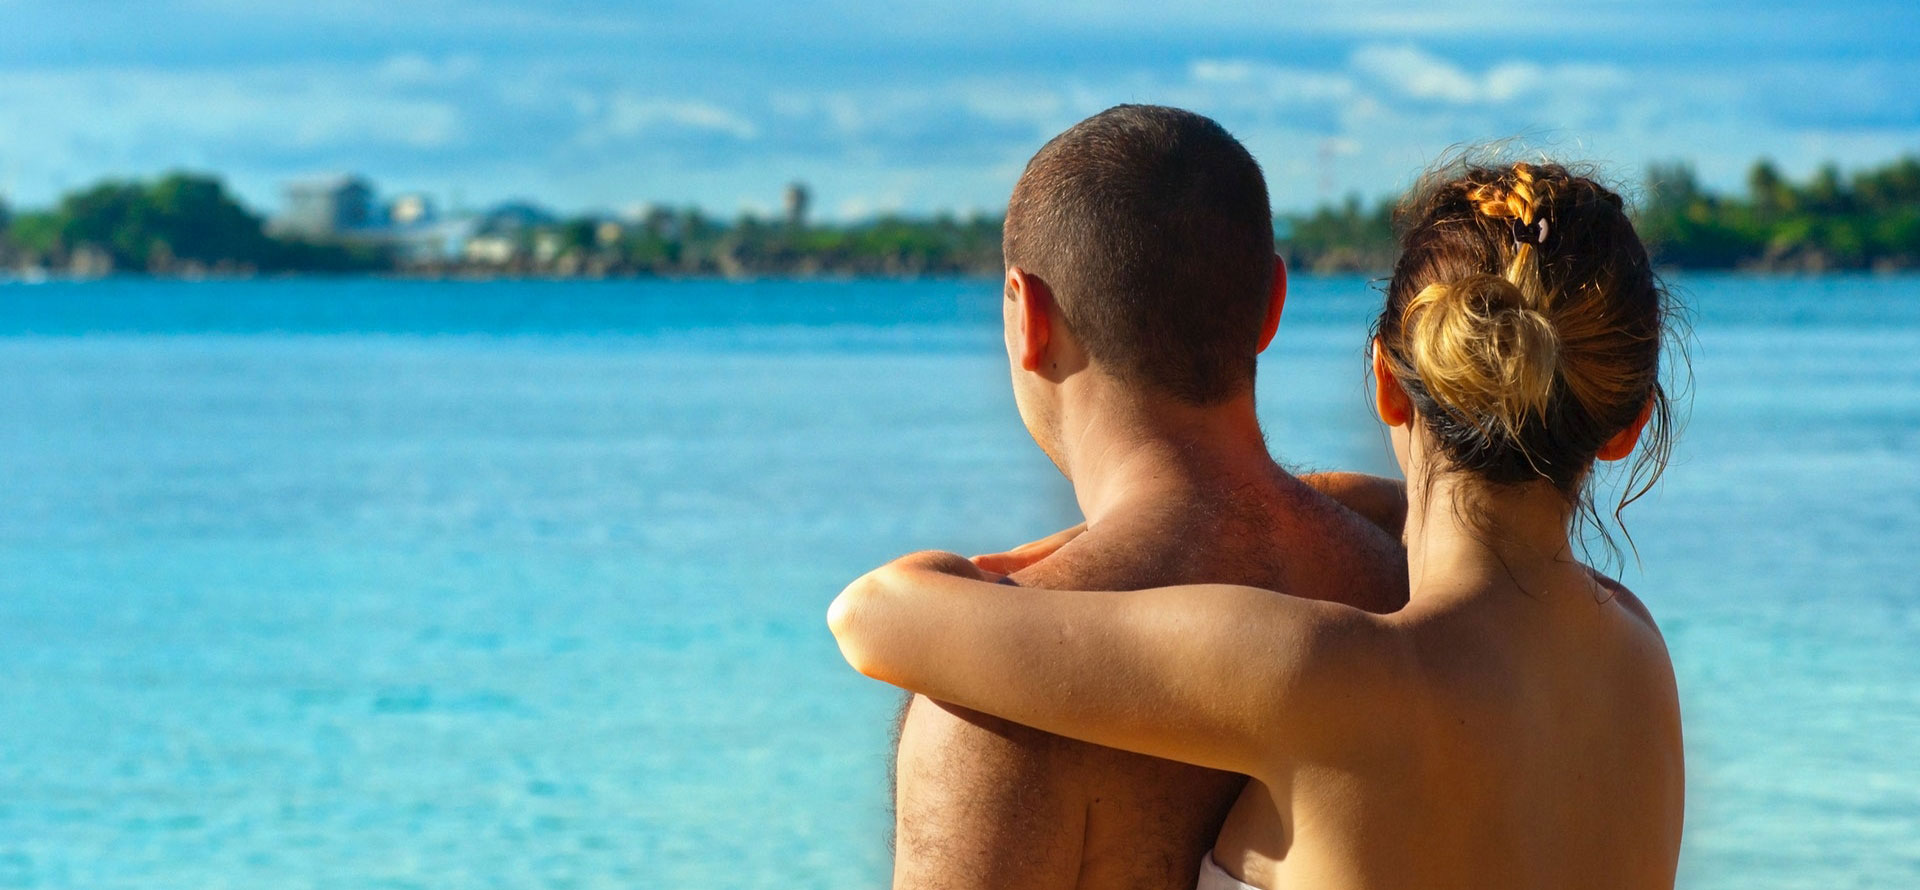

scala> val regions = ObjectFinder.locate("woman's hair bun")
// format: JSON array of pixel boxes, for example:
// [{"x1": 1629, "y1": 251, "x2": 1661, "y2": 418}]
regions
[
  {"x1": 1401, "y1": 273, "x2": 1561, "y2": 442},
  {"x1": 1377, "y1": 159, "x2": 1677, "y2": 555}
]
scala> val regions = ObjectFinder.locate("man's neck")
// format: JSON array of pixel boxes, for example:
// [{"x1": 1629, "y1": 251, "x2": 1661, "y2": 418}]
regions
[{"x1": 1054, "y1": 379, "x2": 1283, "y2": 525}]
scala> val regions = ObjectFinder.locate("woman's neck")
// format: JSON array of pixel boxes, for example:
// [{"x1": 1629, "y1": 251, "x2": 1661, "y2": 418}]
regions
[{"x1": 1402, "y1": 470, "x2": 1583, "y2": 602}]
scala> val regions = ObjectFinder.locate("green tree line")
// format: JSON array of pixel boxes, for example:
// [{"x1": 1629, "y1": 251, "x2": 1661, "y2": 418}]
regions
[
  {"x1": 1639, "y1": 157, "x2": 1920, "y2": 270},
  {"x1": 0, "y1": 173, "x2": 386, "y2": 274},
  {"x1": 0, "y1": 171, "x2": 1000, "y2": 278},
  {"x1": 4, "y1": 157, "x2": 1919, "y2": 278},
  {"x1": 508, "y1": 209, "x2": 1002, "y2": 278}
]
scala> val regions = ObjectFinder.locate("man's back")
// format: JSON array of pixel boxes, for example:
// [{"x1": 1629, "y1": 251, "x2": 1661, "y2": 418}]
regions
[
  {"x1": 894, "y1": 467, "x2": 1406, "y2": 890},
  {"x1": 889, "y1": 102, "x2": 1409, "y2": 890}
]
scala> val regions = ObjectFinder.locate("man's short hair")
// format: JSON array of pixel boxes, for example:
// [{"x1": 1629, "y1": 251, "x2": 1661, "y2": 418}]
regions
[{"x1": 1004, "y1": 104, "x2": 1275, "y2": 404}]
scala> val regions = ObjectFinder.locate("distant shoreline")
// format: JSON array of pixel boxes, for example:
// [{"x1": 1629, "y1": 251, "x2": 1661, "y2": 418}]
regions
[{"x1": 7, "y1": 155, "x2": 1920, "y2": 279}]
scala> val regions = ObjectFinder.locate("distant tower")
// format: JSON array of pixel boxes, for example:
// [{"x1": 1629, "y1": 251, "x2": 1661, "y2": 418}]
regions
[{"x1": 784, "y1": 182, "x2": 810, "y2": 228}]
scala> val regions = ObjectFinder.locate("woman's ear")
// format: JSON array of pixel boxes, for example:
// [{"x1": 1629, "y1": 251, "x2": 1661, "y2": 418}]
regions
[
  {"x1": 1596, "y1": 395, "x2": 1656, "y2": 461},
  {"x1": 1255, "y1": 255, "x2": 1288, "y2": 354},
  {"x1": 1006, "y1": 266, "x2": 1053, "y2": 372},
  {"x1": 1372, "y1": 339, "x2": 1413, "y2": 427}
]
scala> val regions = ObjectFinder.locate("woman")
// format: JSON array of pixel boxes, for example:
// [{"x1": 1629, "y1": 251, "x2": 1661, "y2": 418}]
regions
[{"x1": 829, "y1": 162, "x2": 1686, "y2": 889}]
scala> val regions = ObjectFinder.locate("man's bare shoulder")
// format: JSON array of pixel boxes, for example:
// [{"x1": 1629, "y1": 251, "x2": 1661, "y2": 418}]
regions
[
  {"x1": 1006, "y1": 513, "x2": 1265, "y2": 591},
  {"x1": 1300, "y1": 471, "x2": 1408, "y2": 541},
  {"x1": 1260, "y1": 474, "x2": 1410, "y2": 612},
  {"x1": 1006, "y1": 531, "x2": 1145, "y2": 591},
  {"x1": 1007, "y1": 474, "x2": 1409, "y2": 608}
]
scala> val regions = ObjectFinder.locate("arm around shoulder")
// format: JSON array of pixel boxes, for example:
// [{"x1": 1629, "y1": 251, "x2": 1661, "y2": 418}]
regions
[{"x1": 830, "y1": 554, "x2": 1409, "y2": 779}]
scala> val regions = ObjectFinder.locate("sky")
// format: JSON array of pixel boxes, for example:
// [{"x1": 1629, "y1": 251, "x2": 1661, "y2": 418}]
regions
[{"x1": 1, "y1": 0, "x2": 1916, "y2": 221}]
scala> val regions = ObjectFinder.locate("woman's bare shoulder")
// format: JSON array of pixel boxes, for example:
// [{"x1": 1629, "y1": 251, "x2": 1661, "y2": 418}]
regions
[
  {"x1": 1579, "y1": 568, "x2": 1682, "y2": 732},
  {"x1": 1582, "y1": 565, "x2": 1666, "y2": 642}
]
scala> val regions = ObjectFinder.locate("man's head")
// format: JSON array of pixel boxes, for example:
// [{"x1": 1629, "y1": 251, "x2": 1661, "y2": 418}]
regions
[{"x1": 1000, "y1": 105, "x2": 1283, "y2": 459}]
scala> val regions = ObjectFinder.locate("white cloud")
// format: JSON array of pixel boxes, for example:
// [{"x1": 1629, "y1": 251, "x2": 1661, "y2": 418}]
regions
[
  {"x1": 1352, "y1": 44, "x2": 1482, "y2": 103},
  {"x1": 375, "y1": 53, "x2": 482, "y2": 88},
  {"x1": 0, "y1": 66, "x2": 468, "y2": 156},
  {"x1": 1482, "y1": 62, "x2": 1547, "y2": 103},
  {"x1": 1343, "y1": 44, "x2": 1630, "y2": 108},
  {"x1": 1187, "y1": 59, "x2": 1356, "y2": 105},
  {"x1": 590, "y1": 96, "x2": 760, "y2": 143},
  {"x1": 0, "y1": 24, "x2": 1915, "y2": 219},
  {"x1": 1188, "y1": 59, "x2": 1252, "y2": 84}
]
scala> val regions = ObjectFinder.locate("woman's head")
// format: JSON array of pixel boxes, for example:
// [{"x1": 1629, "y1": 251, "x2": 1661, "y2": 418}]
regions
[{"x1": 1374, "y1": 160, "x2": 1675, "y2": 529}]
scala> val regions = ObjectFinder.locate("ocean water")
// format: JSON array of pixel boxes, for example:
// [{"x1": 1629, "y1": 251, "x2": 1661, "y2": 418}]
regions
[{"x1": 0, "y1": 276, "x2": 1913, "y2": 889}]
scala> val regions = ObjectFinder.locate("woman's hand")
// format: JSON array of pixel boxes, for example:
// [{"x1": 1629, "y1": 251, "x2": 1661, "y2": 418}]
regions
[{"x1": 971, "y1": 523, "x2": 1088, "y2": 576}]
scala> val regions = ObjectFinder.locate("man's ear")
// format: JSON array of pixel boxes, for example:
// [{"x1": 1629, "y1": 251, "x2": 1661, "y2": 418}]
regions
[
  {"x1": 1006, "y1": 266, "x2": 1054, "y2": 372},
  {"x1": 1596, "y1": 395, "x2": 1656, "y2": 461},
  {"x1": 1372, "y1": 339, "x2": 1413, "y2": 427},
  {"x1": 1255, "y1": 254, "x2": 1288, "y2": 354}
]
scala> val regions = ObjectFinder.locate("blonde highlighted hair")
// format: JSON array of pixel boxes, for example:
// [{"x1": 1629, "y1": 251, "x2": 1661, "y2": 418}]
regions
[{"x1": 1377, "y1": 158, "x2": 1679, "y2": 549}]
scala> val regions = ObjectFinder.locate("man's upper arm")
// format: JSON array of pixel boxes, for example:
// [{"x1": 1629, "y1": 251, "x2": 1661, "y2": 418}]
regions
[
  {"x1": 887, "y1": 542, "x2": 1199, "y2": 889},
  {"x1": 887, "y1": 546, "x2": 1121, "y2": 890},
  {"x1": 892, "y1": 694, "x2": 1085, "y2": 890}
]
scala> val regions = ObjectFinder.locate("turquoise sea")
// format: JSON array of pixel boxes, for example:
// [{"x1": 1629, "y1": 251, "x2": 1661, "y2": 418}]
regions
[{"x1": 0, "y1": 276, "x2": 1914, "y2": 889}]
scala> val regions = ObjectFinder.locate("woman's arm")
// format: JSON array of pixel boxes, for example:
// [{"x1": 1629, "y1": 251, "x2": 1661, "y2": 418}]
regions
[{"x1": 827, "y1": 552, "x2": 1400, "y2": 778}]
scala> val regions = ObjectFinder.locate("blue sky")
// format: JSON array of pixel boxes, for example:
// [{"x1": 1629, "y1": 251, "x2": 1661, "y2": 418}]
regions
[{"x1": 2, "y1": 0, "x2": 1916, "y2": 220}]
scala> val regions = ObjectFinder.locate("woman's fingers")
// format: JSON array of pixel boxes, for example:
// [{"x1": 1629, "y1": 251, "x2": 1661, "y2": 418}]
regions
[{"x1": 970, "y1": 523, "x2": 1089, "y2": 575}]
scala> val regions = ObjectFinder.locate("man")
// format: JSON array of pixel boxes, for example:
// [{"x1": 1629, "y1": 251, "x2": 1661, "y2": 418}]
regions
[{"x1": 890, "y1": 104, "x2": 1409, "y2": 890}]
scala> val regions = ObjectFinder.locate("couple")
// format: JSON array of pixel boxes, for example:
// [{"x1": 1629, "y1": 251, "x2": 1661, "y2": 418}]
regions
[{"x1": 830, "y1": 105, "x2": 1684, "y2": 890}]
